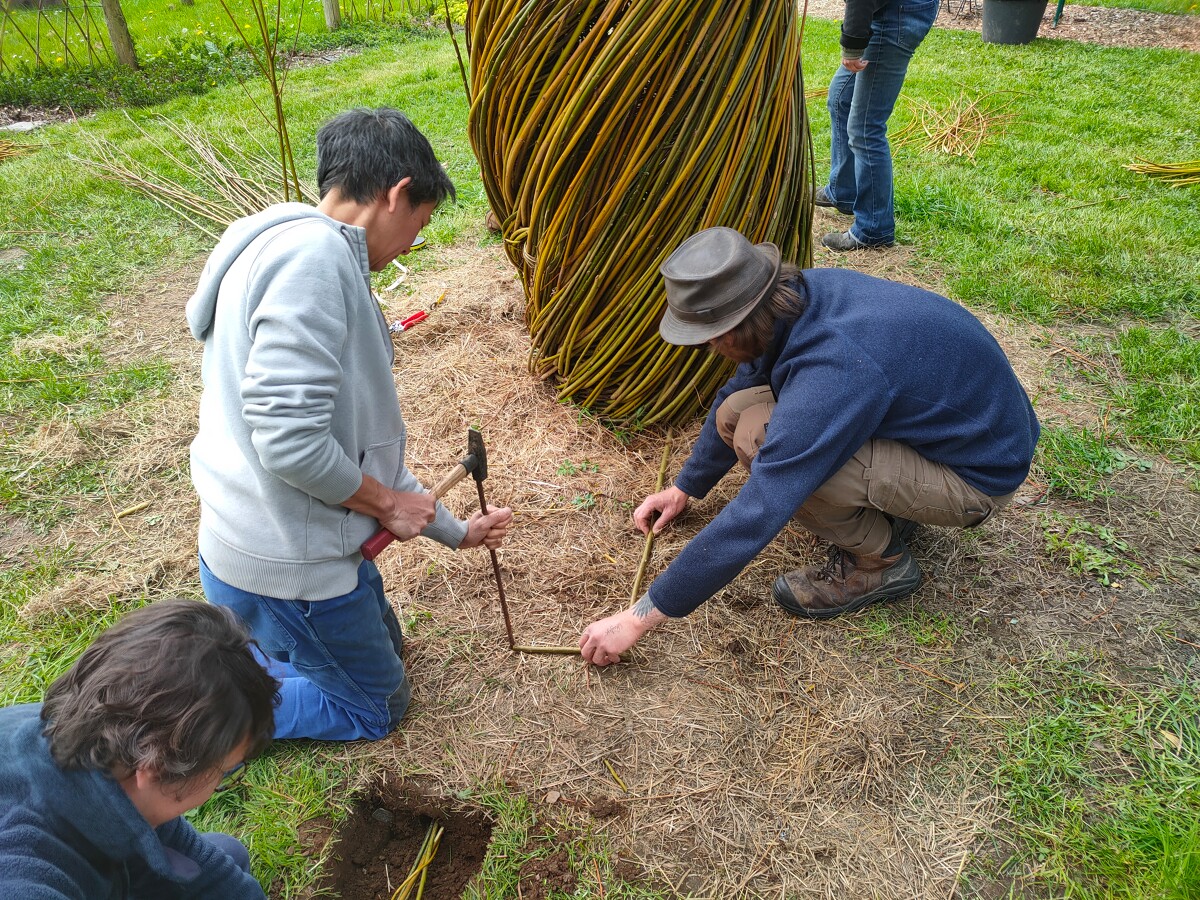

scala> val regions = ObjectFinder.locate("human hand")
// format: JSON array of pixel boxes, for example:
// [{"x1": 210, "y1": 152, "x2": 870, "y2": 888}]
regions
[
  {"x1": 579, "y1": 594, "x2": 668, "y2": 667},
  {"x1": 632, "y1": 486, "x2": 689, "y2": 535},
  {"x1": 460, "y1": 504, "x2": 514, "y2": 549},
  {"x1": 378, "y1": 491, "x2": 437, "y2": 541},
  {"x1": 842, "y1": 57, "x2": 869, "y2": 72}
]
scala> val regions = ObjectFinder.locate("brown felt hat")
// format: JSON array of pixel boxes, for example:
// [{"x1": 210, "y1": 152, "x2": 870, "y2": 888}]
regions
[{"x1": 658, "y1": 227, "x2": 781, "y2": 346}]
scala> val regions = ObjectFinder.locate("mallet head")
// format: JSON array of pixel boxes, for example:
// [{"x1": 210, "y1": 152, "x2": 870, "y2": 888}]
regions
[{"x1": 467, "y1": 427, "x2": 487, "y2": 482}]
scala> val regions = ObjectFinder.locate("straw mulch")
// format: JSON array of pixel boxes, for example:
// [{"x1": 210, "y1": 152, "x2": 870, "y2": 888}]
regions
[{"x1": 14, "y1": 241, "x2": 1200, "y2": 898}]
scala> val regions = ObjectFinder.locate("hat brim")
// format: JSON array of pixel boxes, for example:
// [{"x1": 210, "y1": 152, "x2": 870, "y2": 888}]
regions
[{"x1": 657, "y1": 242, "x2": 781, "y2": 346}]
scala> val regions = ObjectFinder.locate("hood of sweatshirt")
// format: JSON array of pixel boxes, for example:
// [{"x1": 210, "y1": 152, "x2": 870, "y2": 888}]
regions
[{"x1": 186, "y1": 203, "x2": 333, "y2": 341}]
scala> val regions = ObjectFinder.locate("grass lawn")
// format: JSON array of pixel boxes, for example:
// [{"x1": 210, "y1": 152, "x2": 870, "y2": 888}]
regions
[
  {"x1": 1, "y1": 16, "x2": 1198, "y2": 899},
  {"x1": 0, "y1": 0, "x2": 443, "y2": 70},
  {"x1": 1074, "y1": 0, "x2": 1198, "y2": 14}
]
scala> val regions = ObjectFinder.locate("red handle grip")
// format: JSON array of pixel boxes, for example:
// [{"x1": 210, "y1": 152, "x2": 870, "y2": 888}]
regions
[{"x1": 361, "y1": 527, "x2": 394, "y2": 562}]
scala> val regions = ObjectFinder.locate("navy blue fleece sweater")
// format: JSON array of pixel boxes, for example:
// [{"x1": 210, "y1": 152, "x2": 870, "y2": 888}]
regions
[
  {"x1": 0, "y1": 704, "x2": 266, "y2": 900},
  {"x1": 650, "y1": 269, "x2": 1039, "y2": 618}
]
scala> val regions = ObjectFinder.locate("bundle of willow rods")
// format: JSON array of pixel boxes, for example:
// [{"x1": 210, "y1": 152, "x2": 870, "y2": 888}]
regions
[
  {"x1": 465, "y1": 0, "x2": 812, "y2": 424},
  {"x1": 1124, "y1": 158, "x2": 1200, "y2": 187}
]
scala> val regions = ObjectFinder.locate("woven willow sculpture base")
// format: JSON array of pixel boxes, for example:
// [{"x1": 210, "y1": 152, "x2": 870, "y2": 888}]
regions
[{"x1": 466, "y1": 0, "x2": 813, "y2": 425}]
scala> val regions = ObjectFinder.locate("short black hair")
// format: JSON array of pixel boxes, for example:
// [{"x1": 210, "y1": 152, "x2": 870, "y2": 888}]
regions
[
  {"x1": 41, "y1": 599, "x2": 277, "y2": 788},
  {"x1": 316, "y1": 107, "x2": 456, "y2": 208}
]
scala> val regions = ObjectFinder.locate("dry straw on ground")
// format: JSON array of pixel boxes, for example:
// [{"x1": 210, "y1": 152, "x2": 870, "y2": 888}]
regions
[
  {"x1": 1124, "y1": 158, "x2": 1200, "y2": 187},
  {"x1": 0, "y1": 138, "x2": 30, "y2": 162},
  {"x1": 11, "y1": 241, "x2": 1199, "y2": 898}
]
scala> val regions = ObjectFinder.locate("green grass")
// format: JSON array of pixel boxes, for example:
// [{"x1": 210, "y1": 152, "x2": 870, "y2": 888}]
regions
[
  {"x1": 463, "y1": 787, "x2": 667, "y2": 900},
  {"x1": 1071, "y1": 0, "x2": 1198, "y2": 15},
  {"x1": 806, "y1": 29, "x2": 1200, "y2": 325},
  {"x1": 1112, "y1": 327, "x2": 1200, "y2": 462},
  {"x1": 0, "y1": 0, "x2": 439, "y2": 71},
  {"x1": 1035, "y1": 424, "x2": 1151, "y2": 501},
  {"x1": 188, "y1": 747, "x2": 361, "y2": 899},
  {"x1": 993, "y1": 663, "x2": 1200, "y2": 898}
]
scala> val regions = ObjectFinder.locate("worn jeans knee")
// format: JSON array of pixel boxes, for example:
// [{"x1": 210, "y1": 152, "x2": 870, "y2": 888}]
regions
[{"x1": 200, "y1": 556, "x2": 410, "y2": 741}]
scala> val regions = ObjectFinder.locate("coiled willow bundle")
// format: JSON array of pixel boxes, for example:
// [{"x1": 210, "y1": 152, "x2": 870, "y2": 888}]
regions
[{"x1": 466, "y1": 0, "x2": 812, "y2": 425}]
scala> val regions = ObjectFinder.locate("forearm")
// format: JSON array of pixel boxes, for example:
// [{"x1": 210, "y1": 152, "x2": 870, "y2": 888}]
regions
[
  {"x1": 632, "y1": 592, "x2": 670, "y2": 630},
  {"x1": 341, "y1": 473, "x2": 397, "y2": 520}
]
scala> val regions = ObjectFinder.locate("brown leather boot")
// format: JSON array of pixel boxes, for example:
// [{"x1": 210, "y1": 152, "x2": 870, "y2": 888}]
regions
[{"x1": 773, "y1": 543, "x2": 922, "y2": 620}]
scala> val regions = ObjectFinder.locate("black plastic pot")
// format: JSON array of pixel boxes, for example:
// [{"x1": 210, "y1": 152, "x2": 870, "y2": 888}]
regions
[{"x1": 981, "y1": 0, "x2": 1048, "y2": 44}]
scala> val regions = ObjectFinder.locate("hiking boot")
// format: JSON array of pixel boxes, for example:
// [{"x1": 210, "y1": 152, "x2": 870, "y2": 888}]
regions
[
  {"x1": 821, "y1": 230, "x2": 893, "y2": 252},
  {"x1": 814, "y1": 186, "x2": 853, "y2": 215},
  {"x1": 773, "y1": 533, "x2": 922, "y2": 620}
]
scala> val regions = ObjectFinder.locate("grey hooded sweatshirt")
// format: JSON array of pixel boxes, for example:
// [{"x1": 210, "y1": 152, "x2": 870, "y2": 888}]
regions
[{"x1": 186, "y1": 203, "x2": 466, "y2": 601}]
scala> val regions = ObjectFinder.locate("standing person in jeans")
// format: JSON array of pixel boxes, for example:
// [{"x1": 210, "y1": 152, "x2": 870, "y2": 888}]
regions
[
  {"x1": 0, "y1": 600, "x2": 277, "y2": 899},
  {"x1": 578, "y1": 228, "x2": 1038, "y2": 666},
  {"x1": 818, "y1": 0, "x2": 941, "y2": 251},
  {"x1": 186, "y1": 108, "x2": 513, "y2": 742}
]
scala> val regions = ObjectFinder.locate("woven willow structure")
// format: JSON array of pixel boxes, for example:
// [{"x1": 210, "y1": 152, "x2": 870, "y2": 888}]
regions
[{"x1": 466, "y1": 0, "x2": 813, "y2": 425}]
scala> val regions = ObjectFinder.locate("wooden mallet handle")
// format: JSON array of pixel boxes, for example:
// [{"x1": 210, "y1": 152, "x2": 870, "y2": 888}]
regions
[{"x1": 360, "y1": 457, "x2": 476, "y2": 562}]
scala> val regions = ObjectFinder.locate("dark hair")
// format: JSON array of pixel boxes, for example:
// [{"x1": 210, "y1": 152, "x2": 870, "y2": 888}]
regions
[
  {"x1": 41, "y1": 599, "x2": 278, "y2": 788},
  {"x1": 722, "y1": 264, "x2": 807, "y2": 360},
  {"x1": 316, "y1": 107, "x2": 456, "y2": 208}
]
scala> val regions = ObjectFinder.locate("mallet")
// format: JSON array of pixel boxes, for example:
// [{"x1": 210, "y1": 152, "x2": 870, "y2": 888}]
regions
[
  {"x1": 360, "y1": 440, "x2": 482, "y2": 562},
  {"x1": 359, "y1": 429, "x2": 517, "y2": 651}
]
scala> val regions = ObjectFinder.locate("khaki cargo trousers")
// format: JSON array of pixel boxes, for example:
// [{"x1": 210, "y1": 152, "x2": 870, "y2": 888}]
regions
[{"x1": 716, "y1": 386, "x2": 1016, "y2": 559}]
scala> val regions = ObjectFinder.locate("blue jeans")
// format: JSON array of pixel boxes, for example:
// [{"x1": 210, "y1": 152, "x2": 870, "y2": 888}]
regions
[
  {"x1": 825, "y1": 0, "x2": 939, "y2": 245},
  {"x1": 200, "y1": 556, "x2": 411, "y2": 741}
]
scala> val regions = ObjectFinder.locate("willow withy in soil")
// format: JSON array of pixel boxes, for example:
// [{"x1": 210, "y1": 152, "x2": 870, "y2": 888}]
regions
[{"x1": 465, "y1": 0, "x2": 813, "y2": 425}]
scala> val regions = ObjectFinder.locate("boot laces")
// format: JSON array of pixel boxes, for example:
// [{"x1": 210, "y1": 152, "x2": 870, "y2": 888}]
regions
[{"x1": 816, "y1": 545, "x2": 855, "y2": 583}]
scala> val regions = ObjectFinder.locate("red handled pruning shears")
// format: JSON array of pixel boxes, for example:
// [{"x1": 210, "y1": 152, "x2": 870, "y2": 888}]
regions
[{"x1": 389, "y1": 310, "x2": 427, "y2": 334}]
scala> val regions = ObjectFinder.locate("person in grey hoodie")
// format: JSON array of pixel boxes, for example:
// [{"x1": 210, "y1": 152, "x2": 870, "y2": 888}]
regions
[{"x1": 186, "y1": 108, "x2": 513, "y2": 742}]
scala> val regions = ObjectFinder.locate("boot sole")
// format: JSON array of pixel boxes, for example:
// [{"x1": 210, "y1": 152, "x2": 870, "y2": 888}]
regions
[{"x1": 772, "y1": 559, "x2": 923, "y2": 621}]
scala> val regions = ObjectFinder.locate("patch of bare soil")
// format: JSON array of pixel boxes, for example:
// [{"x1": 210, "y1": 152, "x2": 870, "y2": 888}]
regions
[
  {"x1": 803, "y1": 0, "x2": 1200, "y2": 51},
  {"x1": 313, "y1": 781, "x2": 492, "y2": 900},
  {"x1": 17, "y1": 232, "x2": 1200, "y2": 898}
]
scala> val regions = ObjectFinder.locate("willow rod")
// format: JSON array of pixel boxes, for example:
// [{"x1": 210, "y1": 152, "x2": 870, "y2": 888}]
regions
[
  {"x1": 513, "y1": 645, "x2": 581, "y2": 655},
  {"x1": 630, "y1": 433, "x2": 673, "y2": 603}
]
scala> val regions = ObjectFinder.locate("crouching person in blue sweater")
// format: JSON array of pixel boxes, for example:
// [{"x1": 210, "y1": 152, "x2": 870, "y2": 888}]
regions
[
  {"x1": 580, "y1": 227, "x2": 1039, "y2": 666},
  {"x1": 0, "y1": 599, "x2": 277, "y2": 898}
]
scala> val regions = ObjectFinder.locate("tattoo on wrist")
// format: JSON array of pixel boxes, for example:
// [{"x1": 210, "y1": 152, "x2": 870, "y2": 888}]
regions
[{"x1": 631, "y1": 595, "x2": 656, "y2": 619}]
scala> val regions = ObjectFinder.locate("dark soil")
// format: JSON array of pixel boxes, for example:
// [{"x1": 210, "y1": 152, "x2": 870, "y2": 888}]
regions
[
  {"x1": 315, "y1": 782, "x2": 493, "y2": 900},
  {"x1": 517, "y1": 847, "x2": 577, "y2": 900}
]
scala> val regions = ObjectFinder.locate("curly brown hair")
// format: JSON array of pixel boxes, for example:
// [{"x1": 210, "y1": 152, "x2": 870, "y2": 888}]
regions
[
  {"x1": 41, "y1": 599, "x2": 277, "y2": 788},
  {"x1": 719, "y1": 264, "x2": 807, "y2": 361}
]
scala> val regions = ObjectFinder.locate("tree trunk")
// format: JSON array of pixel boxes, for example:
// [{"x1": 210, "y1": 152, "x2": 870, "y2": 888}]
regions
[
  {"x1": 322, "y1": 0, "x2": 341, "y2": 30},
  {"x1": 98, "y1": 0, "x2": 138, "y2": 69}
]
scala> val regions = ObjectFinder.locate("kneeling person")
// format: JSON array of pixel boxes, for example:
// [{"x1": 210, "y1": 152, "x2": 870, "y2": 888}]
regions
[
  {"x1": 0, "y1": 599, "x2": 277, "y2": 898},
  {"x1": 580, "y1": 227, "x2": 1039, "y2": 665}
]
